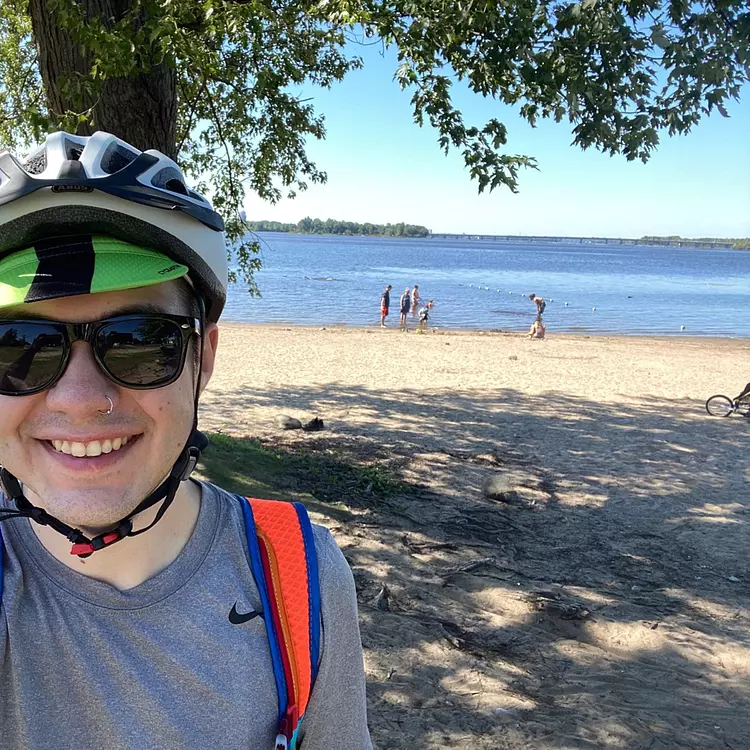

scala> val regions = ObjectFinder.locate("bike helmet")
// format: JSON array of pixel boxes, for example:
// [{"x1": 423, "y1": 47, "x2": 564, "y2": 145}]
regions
[{"x1": 0, "y1": 131, "x2": 228, "y2": 321}]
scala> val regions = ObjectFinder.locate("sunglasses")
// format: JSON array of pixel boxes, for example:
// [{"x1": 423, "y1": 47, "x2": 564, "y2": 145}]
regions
[{"x1": 0, "y1": 313, "x2": 201, "y2": 396}]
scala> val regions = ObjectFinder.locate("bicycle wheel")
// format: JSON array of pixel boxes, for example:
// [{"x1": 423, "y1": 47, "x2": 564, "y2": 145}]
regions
[{"x1": 705, "y1": 395, "x2": 735, "y2": 417}]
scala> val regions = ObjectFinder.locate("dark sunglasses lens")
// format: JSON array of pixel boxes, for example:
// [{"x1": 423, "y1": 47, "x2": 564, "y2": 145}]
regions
[
  {"x1": 0, "y1": 323, "x2": 66, "y2": 394},
  {"x1": 96, "y1": 318, "x2": 185, "y2": 387}
]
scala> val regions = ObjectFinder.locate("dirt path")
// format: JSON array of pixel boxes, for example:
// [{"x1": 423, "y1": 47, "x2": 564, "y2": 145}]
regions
[{"x1": 201, "y1": 326, "x2": 750, "y2": 749}]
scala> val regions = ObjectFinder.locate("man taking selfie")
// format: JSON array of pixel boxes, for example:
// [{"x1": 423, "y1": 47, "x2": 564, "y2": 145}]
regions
[{"x1": 0, "y1": 131, "x2": 372, "y2": 749}]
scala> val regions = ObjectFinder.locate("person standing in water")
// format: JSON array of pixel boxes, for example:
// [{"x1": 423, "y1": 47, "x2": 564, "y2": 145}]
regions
[
  {"x1": 380, "y1": 284, "x2": 392, "y2": 327},
  {"x1": 399, "y1": 287, "x2": 411, "y2": 330},
  {"x1": 529, "y1": 293, "x2": 546, "y2": 317},
  {"x1": 410, "y1": 284, "x2": 420, "y2": 316}
]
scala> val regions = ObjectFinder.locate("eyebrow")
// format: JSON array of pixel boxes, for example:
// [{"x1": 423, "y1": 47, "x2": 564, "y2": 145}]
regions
[{"x1": 0, "y1": 303, "x2": 172, "y2": 322}]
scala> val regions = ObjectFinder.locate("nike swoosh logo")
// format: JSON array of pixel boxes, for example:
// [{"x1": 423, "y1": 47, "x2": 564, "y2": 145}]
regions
[{"x1": 229, "y1": 603, "x2": 263, "y2": 625}]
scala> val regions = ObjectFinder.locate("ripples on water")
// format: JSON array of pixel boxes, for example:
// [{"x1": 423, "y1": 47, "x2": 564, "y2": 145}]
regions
[{"x1": 222, "y1": 233, "x2": 750, "y2": 337}]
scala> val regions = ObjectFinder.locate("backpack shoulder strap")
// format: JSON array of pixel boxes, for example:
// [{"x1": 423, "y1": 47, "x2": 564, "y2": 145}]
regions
[{"x1": 239, "y1": 497, "x2": 322, "y2": 750}]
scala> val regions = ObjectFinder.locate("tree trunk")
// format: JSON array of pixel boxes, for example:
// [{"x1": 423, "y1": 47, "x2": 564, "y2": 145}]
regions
[{"x1": 27, "y1": 0, "x2": 177, "y2": 158}]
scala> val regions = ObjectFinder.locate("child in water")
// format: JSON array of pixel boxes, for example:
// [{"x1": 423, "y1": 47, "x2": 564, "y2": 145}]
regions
[
  {"x1": 417, "y1": 300, "x2": 435, "y2": 333},
  {"x1": 527, "y1": 317, "x2": 546, "y2": 339}
]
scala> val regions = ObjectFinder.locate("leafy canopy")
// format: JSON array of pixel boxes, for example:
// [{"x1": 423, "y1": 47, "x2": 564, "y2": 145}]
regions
[{"x1": 0, "y1": 0, "x2": 747, "y2": 286}]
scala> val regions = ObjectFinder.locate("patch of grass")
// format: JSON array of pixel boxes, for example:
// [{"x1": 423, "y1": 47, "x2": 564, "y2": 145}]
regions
[
  {"x1": 197, "y1": 433, "x2": 408, "y2": 513},
  {"x1": 195, "y1": 433, "x2": 293, "y2": 501}
]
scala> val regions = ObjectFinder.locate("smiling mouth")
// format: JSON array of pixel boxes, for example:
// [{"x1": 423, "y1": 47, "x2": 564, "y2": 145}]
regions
[{"x1": 46, "y1": 435, "x2": 141, "y2": 458}]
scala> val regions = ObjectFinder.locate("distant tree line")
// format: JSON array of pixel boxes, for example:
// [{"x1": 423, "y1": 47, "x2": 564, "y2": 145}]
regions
[
  {"x1": 245, "y1": 217, "x2": 431, "y2": 238},
  {"x1": 641, "y1": 236, "x2": 750, "y2": 250}
]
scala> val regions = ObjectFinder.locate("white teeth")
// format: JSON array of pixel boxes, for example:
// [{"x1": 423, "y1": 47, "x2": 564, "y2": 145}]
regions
[
  {"x1": 85, "y1": 441, "x2": 102, "y2": 457},
  {"x1": 51, "y1": 436, "x2": 133, "y2": 457}
]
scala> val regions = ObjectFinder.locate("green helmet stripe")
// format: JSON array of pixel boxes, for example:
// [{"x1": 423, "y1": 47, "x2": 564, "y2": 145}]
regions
[
  {"x1": 0, "y1": 247, "x2": 39, "y2": 307},
  {"x1": 89, "y1": 236, "x2": 188, "y2": 294},
  {"x1": 0, "y1": 235, "x2": 189, "y2": 310}
]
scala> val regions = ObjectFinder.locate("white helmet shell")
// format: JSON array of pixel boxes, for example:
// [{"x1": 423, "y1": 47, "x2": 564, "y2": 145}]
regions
[{"x1": 0, "y1": 131, "x2": 228, "y2": 321}]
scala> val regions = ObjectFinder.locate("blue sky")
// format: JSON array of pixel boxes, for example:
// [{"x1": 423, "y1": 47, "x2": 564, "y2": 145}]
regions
[{"x1": 244, "y1": 42, "x2": 750, "y2": 239}]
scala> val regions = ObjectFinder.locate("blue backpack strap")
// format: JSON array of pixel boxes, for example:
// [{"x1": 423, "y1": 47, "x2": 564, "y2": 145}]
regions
[
  {"x1": 294, "y1": 502, "x2": 322, "y2": 682},
  {"x1": 239, "y1": 496, "x2": 322, "y2": 750}
]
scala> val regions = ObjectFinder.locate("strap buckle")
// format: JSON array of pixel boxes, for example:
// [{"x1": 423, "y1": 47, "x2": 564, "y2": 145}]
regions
[
  {"x1": 275, "y1": 704, "x2": 298, "y2": 750},
  {"x1": 70, "y1": 519, "x2": 133, "y2": 558},
  {"x1": 179, "y1": 446, "x2": 201, "y2": 481}
]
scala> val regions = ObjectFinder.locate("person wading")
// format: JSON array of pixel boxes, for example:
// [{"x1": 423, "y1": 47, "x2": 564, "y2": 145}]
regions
[
  {"x1": 399, "y1": 287, "x2": 411, "y2": 330},
  {"x1": 380, "y1": 284, "x2": 392, "y2": 327},
  {"x1": 0, "y1": 131, "x2": 372, "y2": 750},
  {"x1": 529, "y1": 293, "x2": 546, "y2": 317},
  {"x1": 410, "y1": 284, "x2": 420, "y2": 316}
]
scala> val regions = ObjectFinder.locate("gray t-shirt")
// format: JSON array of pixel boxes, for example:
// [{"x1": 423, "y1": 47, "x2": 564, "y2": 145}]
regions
[{"x1": 0, "y1": 482, "x2": 372, "y2": 749}]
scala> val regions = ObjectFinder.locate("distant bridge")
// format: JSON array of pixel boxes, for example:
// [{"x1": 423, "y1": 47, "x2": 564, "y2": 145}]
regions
[{"x1": 429, "y1": 234, "x2": 735, "y2": 250}]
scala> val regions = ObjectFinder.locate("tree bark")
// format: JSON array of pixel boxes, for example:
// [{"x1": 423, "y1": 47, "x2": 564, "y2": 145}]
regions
[{"x1": 27, "y1": 0, "x2": 177, "y2": 158}]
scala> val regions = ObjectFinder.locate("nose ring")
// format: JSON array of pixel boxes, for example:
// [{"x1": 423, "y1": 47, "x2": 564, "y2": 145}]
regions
[{"x1": 99, "y1": 396, "x2": 114, "y2": 416}]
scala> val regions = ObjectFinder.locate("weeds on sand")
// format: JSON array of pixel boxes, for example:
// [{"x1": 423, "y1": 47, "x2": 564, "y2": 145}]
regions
[{"x1": 197, "y1": 432, "x2": 409, "y2": 510}]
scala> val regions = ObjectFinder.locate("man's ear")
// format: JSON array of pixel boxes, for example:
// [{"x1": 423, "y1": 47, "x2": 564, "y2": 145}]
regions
[{"x1": 198, "y1": 323, "x2": 219, "y2": 395}]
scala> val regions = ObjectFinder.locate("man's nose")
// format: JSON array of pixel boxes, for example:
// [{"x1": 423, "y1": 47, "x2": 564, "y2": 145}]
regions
[{"x1": 45, "y1": 341, "x2": 115, "y2": 417}]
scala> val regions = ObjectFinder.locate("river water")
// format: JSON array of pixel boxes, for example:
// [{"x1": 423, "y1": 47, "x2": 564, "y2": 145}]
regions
[{"x1": 223, "y1": 233, "x2": 750, "y2": 336}]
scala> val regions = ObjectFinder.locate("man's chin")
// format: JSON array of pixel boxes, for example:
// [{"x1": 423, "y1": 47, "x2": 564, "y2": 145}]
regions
[{"x1": 25, "y1": 485, "x2": 152, "y2": 532}]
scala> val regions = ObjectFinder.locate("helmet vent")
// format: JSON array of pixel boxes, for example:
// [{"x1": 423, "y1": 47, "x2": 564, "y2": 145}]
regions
[
  {"x1": 101, "y1": 142, "x2": 139, "y2": 174},
  {"x1": 64, "y1": 138, "x2": 83, "y2": 161},
  {"x1": 152, "y1": 167, "x2": 189, "y2": 195},
  {"x1": 23, "y1": 150, "x2": 47, "y2": 175},
  {"x1": 165, "y1": 178, "x2": 188, "y2": 195}
]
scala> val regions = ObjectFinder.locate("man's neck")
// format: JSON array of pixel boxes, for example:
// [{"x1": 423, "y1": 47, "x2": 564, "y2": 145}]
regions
[{"x1": 30, "y1": 481, "x2": 202, "y2": 591}]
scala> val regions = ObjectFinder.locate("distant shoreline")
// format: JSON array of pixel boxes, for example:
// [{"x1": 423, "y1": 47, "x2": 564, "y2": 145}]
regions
[
  {"x1": 247, "y1": 228, "x2": 749, "y2": 250},
  {"x1": 243, "y1": 219, "x2": 430, "y2": 238}
]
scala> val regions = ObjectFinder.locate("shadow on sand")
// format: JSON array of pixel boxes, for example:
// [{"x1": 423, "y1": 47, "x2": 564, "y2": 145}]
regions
[{"x1": 199, "y1": 382, "x2": 749, "y2": 749}]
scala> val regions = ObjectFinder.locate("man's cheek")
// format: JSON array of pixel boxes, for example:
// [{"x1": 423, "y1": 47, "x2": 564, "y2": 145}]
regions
[{"x1": 0, "y1": 434, "x2": 16, "y2": 460}]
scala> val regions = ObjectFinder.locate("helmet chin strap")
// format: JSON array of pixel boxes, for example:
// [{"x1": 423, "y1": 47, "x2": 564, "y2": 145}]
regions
[
  {"x1": 0, "y1": 430, "x2": 207, "y2": 557},
  {"x1": 0, "y1": 299, "x2": 209, "y2": 559}
]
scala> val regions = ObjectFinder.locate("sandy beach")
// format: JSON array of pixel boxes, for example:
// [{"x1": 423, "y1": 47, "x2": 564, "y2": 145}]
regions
[{"x1": 200, "y1": 325, "x2": 750, "y2": 749}]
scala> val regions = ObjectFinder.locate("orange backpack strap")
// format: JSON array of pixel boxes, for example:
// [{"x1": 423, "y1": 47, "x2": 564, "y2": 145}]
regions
[{"x1": 239, "y1": 497, "x2": 321, "y2": 750}]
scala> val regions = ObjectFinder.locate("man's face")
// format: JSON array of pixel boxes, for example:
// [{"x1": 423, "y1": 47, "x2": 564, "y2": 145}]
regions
[{"x1": 0, "y1": 281, "x2": 219, "y2": 530}]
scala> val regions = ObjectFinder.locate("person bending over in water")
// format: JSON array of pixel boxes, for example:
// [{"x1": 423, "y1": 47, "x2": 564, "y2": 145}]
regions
[
  {"x1": 417, "y1": 300, "x2": 434, "y2": 333},
  {"x1": 529, "y1": 293, "x2": 546, "y2": 317}
]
